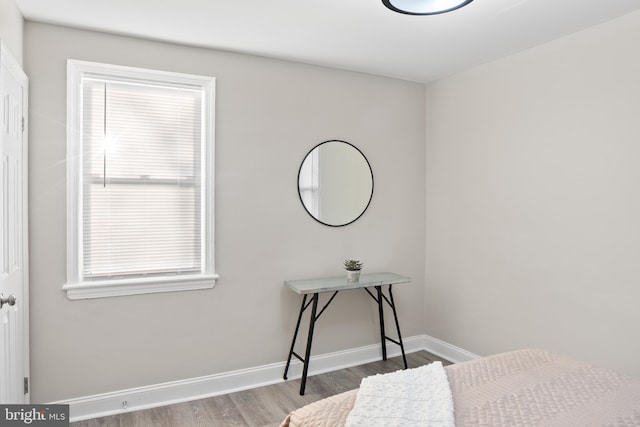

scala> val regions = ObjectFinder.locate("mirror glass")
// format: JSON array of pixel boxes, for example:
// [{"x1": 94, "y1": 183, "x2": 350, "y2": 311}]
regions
[{"x1": 298, "y1": 140, "x2": 373, "y2": 227}]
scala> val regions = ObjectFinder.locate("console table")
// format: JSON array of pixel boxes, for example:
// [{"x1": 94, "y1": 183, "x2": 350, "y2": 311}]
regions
[{"x1": 283, "y1": 272, "x2": 411, "y2": 395}]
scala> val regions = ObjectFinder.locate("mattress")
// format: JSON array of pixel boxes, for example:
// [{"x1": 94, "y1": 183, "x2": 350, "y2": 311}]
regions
[{"x1": 279, "y1": 349, "x2": 640, "y2": 427}]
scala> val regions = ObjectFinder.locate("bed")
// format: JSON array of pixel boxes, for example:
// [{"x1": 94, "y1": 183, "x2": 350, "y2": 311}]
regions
[{"x1": 279, "y1": 349, "x2": 640, "y2": 426}]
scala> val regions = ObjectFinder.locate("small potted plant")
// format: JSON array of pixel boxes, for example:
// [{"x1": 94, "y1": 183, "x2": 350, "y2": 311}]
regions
[{"x1": 344, "y1": 259, "x2": 363, "y2": 283}]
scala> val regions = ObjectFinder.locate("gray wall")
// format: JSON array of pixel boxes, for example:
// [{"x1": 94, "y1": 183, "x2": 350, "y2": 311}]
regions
[
  {"x1": 425, "y1": 10, "x2": 640, "y2": 377},
  {"x1": 0, "y1": 0, "x2": 23, "y2": 65},
  {"x1": 25, "y1": 4, "x2": 640, "y2": 404},
  {"x1": 24, "y1": 22, "x2": 426, "y2": 402}
]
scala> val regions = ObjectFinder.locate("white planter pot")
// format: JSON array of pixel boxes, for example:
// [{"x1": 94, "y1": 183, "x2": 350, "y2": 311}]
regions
[{"x1": 347, "y1": 270, "x2": 361, "y2": 283}]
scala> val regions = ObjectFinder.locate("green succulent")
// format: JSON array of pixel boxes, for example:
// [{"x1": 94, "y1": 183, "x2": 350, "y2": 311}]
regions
[{"x1": 344, "y1": 259, "x2": 363, "y2": 271}]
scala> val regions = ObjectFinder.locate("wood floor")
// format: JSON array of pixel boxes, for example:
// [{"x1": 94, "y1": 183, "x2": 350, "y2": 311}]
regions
[{"x1": 71, "y1": 351, "x2": 451, "y2": 427}]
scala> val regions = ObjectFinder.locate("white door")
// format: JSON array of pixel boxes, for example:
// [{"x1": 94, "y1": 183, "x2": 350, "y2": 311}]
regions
[{"x1": 0, "y1": 42, "x2": 29, "y2": 404}]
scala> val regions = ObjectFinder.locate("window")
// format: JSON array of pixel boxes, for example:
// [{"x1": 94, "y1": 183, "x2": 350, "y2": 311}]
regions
[
  {"x1": 64, "y1": 60, "x2": 217, "y2": 299},
  {"x1": 298, "y1": 148, "x2": 320, "y2": 218}
]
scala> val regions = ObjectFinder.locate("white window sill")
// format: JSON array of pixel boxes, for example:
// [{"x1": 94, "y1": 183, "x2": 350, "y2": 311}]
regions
[{"x1": 63, "y1": 274, "x2": 220, "y2": 300}]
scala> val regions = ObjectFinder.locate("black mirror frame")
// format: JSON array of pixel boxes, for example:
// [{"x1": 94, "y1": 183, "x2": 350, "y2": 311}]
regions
[{"x1": 297, "y1": 140, "x2": 374, "y2": 227}]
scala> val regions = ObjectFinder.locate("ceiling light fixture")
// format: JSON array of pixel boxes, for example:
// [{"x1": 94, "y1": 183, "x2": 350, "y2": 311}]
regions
[{"x1": 382, "y1": 0, "x2": 474, "y2": 15}]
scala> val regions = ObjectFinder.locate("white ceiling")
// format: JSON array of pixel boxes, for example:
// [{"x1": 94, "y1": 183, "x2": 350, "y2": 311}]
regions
[{"x1": 15, "y1": 0, "x2": 640, "y2": 83}]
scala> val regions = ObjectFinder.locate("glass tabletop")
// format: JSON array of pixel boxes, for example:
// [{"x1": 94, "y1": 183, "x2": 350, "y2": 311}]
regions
[{"x1": 284, "y1": 272, "x2": 410, "y2": 295}]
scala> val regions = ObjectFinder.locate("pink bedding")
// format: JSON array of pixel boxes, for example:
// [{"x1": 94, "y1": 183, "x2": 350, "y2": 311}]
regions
[{"x1": 280, "y1": 349, "x2": 640, "y2": 426}]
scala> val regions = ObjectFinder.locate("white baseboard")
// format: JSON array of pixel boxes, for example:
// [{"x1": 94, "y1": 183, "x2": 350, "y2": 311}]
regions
[
  {"x1": 421, "y1": 334, "x2": 480, "y2": 363},
  {"x1": 58, "y1": 334, "x2": 477, "y2": 422}
]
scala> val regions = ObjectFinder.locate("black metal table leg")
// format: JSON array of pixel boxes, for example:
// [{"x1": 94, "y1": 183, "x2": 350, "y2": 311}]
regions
[
  {"x1": 388, "y1": 284, "x2": 408, "y2": 369},
  {"x1": 283, "y1": 294, "x2": 308, "y2": 380},
  {"x1": 300, "y1": 293, "x2": 319, "y2": 395},
  {"x1": 365, "y1": 284, "x2": 407, "y2": 368},
  {"x1": 283, "y1": 291, "x2": 339, "y2": 395},
  {"x1": 376, "y1": 285, "x2": 387, "y2": 361}
]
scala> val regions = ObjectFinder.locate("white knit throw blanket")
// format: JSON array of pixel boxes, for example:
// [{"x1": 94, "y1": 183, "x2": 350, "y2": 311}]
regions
[{"x1": 345, "y1": 361, "x2": 455, "y2": 427}]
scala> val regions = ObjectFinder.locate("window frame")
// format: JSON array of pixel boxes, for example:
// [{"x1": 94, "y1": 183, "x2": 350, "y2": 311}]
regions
[{"x1": 64, "y1": 60, "x2": 217, "y2": 300}]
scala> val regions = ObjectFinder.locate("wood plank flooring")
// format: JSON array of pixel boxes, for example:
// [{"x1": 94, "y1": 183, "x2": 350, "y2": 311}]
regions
[{"x1": 71, "y1": 351, "x2": 450, "y2": 427}]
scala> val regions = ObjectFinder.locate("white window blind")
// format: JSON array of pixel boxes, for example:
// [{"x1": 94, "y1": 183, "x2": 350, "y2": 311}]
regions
[
  {"x1": 83, "y1": 78, "x2": 203, "y2": 279},
  {"x1": 65, "y1": 61, "x2": 216, "y2": 299}
]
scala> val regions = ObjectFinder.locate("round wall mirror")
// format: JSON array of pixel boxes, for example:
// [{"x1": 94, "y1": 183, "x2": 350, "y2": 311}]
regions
[{"x1": 298, "y1": 140, "x2": 374, "y2": 227}]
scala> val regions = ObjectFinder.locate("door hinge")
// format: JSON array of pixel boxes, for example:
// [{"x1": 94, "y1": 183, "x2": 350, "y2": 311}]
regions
[
  {"x1": 21, "y1": 117, "x2": 24, "y2": 133},
  {"x1": 24, "y1": 377, "x2": 29, "y2": 394}
]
